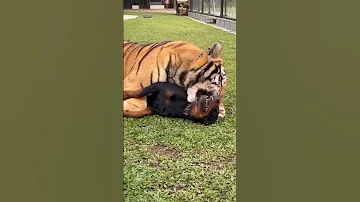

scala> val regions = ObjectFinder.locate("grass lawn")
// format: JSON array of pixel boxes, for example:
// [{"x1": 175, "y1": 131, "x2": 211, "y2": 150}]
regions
[{"x1": 123, "y1": 13, "x2": 236, "y2": 201}]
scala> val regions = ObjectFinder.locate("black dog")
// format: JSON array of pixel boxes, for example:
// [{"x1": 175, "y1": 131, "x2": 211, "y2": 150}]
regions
[{"x1": 123, "y1": 82, "x2": 220, "y2": 125}]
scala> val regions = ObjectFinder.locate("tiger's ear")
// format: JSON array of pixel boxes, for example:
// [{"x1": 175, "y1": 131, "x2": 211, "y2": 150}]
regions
[{"x1": 208, "y1": 41, "x2": 222, "y2": 58}]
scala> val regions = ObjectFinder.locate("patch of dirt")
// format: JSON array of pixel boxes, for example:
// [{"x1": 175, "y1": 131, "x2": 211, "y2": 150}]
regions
[
  {"x1": 153, "y1": 145, "x2": 182, "y2": 160},
  {"x1": 141, "y1": 145, "x2": 182, "y2": 170},
  {"x1": 140, "y1": 158, "x2": 161, "y2": 169},
  {"x1": 147, "y1": 185, "x2": 186, "y2": 194},
  {"x1": 166, "y1": 185, "x2": 186, "y2": 192},
  {"x1": 148, "y1": 161, "x2": 160, "y2": 169},
  {"x1": 193, "y1": 156, "x2": 236, "y2": 171}
]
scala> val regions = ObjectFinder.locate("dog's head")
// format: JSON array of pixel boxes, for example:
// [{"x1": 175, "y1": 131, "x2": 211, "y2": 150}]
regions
[{"x1": 184, "y1": 89, "x2": 220, "y2": 125}]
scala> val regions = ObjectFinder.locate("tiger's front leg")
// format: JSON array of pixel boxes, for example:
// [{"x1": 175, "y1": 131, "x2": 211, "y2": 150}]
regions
[{"x1": 218, "y1": 102, "x2": 225, "y2": 121}]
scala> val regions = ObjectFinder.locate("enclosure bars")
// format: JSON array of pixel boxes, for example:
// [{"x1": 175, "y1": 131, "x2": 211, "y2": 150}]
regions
[
  {"x1": 189, "y1": 0, "x2": 236, "y2": 20},
  {"x1": 220, "y1": 0, "x2": 223, "y2": 18}
]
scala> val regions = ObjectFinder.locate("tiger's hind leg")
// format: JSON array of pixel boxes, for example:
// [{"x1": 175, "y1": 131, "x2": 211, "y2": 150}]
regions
[
  {"x1": 123, "y1": 84, "x2": 147, "y2": 112},
  {"x1": 124, "y1": 89, "x2": 143, "y2": 100},
  {"x1": 124, "y1": 107, "x2": 153, "y2": 118},
  {"x1": 123, "y1": 98, "x2": 147, "y2": 112}
]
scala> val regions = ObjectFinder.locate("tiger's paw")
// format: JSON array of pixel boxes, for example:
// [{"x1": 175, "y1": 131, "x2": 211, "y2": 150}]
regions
[
  {"x1": 187, "y1": 88, "x2": 197, "y2": 102},
  {"x1": 217, "y1": 108, "x2": 225, "y2": 121}
]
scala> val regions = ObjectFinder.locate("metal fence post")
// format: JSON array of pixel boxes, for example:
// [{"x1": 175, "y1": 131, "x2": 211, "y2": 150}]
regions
[
  {"x1": 220, "y1": 0, "x2": 224, "y2": 17},
  {"x1": 208, "y1": 0, "x2": 211, "y2": 14},
  {"x1": 202, "y1": 0, "x2": 204, "y2": 13}
]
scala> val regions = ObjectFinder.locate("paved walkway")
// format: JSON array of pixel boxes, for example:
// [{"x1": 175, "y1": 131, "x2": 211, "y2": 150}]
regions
[
  {"x1": 123, "y1": 11, "x2": 235, "y2": 35},
  {"x1": 124, "y1": 15, "x2": 138, "y2": 20}
]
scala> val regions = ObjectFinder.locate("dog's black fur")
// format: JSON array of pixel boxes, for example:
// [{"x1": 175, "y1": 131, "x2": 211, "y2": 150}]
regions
[{"x1": 124, "y1": 82, "x2": 219, "y2": 125}]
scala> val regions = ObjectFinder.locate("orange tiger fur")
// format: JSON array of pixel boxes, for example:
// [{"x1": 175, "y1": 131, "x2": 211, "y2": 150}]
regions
[{"x1": 123, "y1": 40, "x2": 227, "y2": 120}]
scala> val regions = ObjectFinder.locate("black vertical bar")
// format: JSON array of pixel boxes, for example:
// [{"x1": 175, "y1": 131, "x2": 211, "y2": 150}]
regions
[
  {"x1": 201, "y1": 0, "x2": 204, "y2": 13},
  {"x1": 208, "y1": 0, "x2": 210, "y2": 14},
  {"x1": 220, "y1": 0, "x2": 224, "y2": 17}
]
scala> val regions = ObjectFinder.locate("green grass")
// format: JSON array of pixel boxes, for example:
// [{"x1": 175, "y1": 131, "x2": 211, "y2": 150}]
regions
[{"x1": 124, "y1": 13, "x2": 236, "y2": 201}]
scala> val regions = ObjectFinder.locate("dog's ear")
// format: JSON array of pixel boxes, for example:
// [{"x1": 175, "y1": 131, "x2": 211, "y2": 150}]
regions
[
  {"x1": 208, "y1": 41, "x2": 222, "y2": 58},
  {"x1": 202, "y1": 107, "x2": 219, "y2": 125}
]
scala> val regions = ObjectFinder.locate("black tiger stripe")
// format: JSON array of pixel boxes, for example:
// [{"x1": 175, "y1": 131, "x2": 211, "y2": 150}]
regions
[
  {"x1": 136, "y1": 41, "x2": 171, "y2": 75},
  {"x1": 173, "y1": 53, "x2": 177, "y2": 65},
  {"x1": 173, "y1": 54, "x2": 183, "y2": 81},
  {"x1": 135, "y1": 43, "x2": 153, "y2": 58},
  {"x1": 203, "y1": 68, "x2": 219, "y2": 81},
  {"x1": 189, "y1": 60, "x2": 208, "y2": 72},
  {"x1": 123, "y1": 43, "x2": 138, "y2": 56},
  {"x1": 157, "y1": 65, "x2": 160, "y2": 82},
  {"x1": 194, "y1": 72, "x2": 203, "y2": 84},
  {"x1": 186, "y1": 71, "x2": 202, "y2": 88},
  {"x1": 179, "y1": 71, "x2": 188, "y2": 86},
  {"x1": 150, "y1": 72, "x2": 153, "y2": 85},
  {"x1": 219, "y1": 75, "x2": 223, "y2": 86},
  {"x1": 135, "y1": 43, "x2": 159, "y2": 74},
  {"x1": 165, "y1": 54, "x2": 172, "y2": 82},
  {"x1": 170, "y1": 54, "x2": 177, "y2": 73},
  {"x1": 124, "y1": 45, "x2": 138, "y2": 75},
  {"x1": 124, "y1": 44, "x2": 141, "y2": 61},
  {"x1": 140, "y1": 83, "x2": 144, "y2": 88},
  {"x1": 203, "y1": 61, "x2": 214, "y2": 73},
  {"x1": 168, "y1": 53, "x2": 175, "y2": 79},
  {"x1": 124, "y1": 62, "x2": 136, "y2": 78},
  {"x1": 160, "y1": 46, "x2": 165, "y2": 66},
  {"x1": 124, "y1": 45, "x2": 144, "y2": 78},
  {"x1": 172, "y1": 53, "x2": 180, "y2": 75},
  {"x1": 178, "y1": 53, "x2": 182, "y2": 63},
  {"x1": 216, "y1": 64, "x2": 221, "y2": 73},
  {"x1": 156, "y1": 45, "x2": 164, "y2": 83},
  {"x1": 165, "y1": 42, "x2": 185, "y2": 48}
]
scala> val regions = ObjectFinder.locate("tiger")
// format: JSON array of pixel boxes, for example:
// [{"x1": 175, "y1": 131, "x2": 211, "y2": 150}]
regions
[{"x1": 123, "y1": 40, "x2": 227, "y2": 121}]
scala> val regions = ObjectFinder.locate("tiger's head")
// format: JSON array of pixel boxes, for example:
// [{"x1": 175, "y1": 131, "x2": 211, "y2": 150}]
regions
[{"x1": 184, "y1": 41, "x2": 227, "y2": 104}]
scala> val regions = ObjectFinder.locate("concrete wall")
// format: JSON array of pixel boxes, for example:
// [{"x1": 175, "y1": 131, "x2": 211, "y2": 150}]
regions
[
  {"x1": 188, "y1": 12, "x2": 236, "y2": 32},
  {"x1": 150, "y1": 5, "x2": 165, "y2": 9}
]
